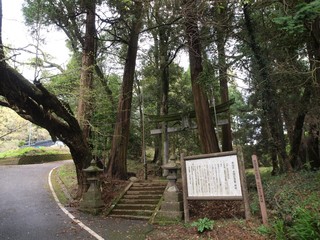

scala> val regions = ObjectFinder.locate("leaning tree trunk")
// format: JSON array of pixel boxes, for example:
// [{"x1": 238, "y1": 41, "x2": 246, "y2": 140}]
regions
[
  {"x1": 77, "y1": 0, "x2": 96, "y2": 140},
  {"x1": 106, "y1": 1, "x2": 143, "y2": 179},
  {"x1": 0, "y1": 0, "x2": 91, "y2": 198},
  {"x1": 243, "y1": 4, "x2": 292, "y2": 173},
  {"x1": 0, "y1": 65, "x2": 92, "y2": 198},
  {"x1": 183, "y1": 0, "x2": 220, "y2": 153}
]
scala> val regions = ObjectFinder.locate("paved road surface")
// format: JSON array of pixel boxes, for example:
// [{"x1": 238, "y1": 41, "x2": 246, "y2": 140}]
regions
[
  {"x1": 0, "y1": 161, "x2": 153, "y2": 240},
  {"x1": 0, "y1": 161, "x2": 95, "y2": 240}
]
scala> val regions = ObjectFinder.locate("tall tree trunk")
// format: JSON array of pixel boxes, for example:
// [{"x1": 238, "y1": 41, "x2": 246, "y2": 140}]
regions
[
  {"x1": 106, "y1": 1, "x2": 143, "y2": 179},
  {"x1": 243, "y1": 4, "x2": 292, "y2": 172},
  {"x1": 150, "y1": 24, "x2": 161, "y2": 164},
  {"x1": 289, "y1": 80, "x2": 312, "y2": 168},
  {"x1": 183, "y1": 0, "x2": 220, "y2": 153},
  {"x1": 215, "y1": 0, "x2": 233, "y2": 151},
  {"x1": 159, "y1": 21, "x2": 171, "y2": 170},
  {"x1": 77, "y1": 0, "x2": 96, "y2": 140},
  {"x1": 135, "y1": 76, "x2": 145, "y2": 163}
]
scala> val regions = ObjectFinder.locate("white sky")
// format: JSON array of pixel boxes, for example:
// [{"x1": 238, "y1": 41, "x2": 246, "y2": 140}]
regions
[{"x1": 2, "y1": 0, "x2": 70, "y2": 80}]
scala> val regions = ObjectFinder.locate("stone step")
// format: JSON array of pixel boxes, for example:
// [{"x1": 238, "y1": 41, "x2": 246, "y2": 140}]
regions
[
  {"x1": 115, "y1": 203, "x2": 156, "y2": 210},
  {"x1": 108, "y1": 181, "x2": 167, "y2": 221},
  {"x1": 108, "y1": 214, "x2": 150, "y2": 221},
  {"x1": 126, "y1": 190, "x2": 164, "y2": 195},
  {"x1": 132, "y1": 182, "x2": 166, "y2": 187},
  {"x1": 122, "y1": 194, "x2": 162, "y2": 200},
  {"x1": 130, "y1": 186, "x2": 166, "y2": 191},
  {"x1": 111, "y1": 209, "x2": 154, "y2": 217},
  {"x1": 119, "y1": 198, "x2": 159, "y2": 205}
]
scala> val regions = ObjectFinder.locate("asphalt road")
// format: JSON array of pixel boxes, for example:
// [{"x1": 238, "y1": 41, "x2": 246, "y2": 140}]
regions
[{"x1": 0, "y1": 161, "x2": 95, "y2": 240}]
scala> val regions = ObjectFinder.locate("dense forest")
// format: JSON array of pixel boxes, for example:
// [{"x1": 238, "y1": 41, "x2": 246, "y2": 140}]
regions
[{"x1": 0, "y1": 0, "x2": 319, "y2": 197}]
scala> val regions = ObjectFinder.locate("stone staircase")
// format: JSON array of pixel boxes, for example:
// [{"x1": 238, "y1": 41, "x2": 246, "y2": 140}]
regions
[{"x1": 108, "y1": 181, "x2": 167, "y2": 221}]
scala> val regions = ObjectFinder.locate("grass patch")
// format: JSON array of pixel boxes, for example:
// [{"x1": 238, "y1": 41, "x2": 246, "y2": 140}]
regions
[
  {"x1": 0, "y1": 157, "x2": 19, "y2": 165},
  {"x1": 246, "y1": 167, "x2": 273, "y2": 176},
  {"x1": 56, "y1": 162, "x2": 78, "y2": 199},
  {"x1": 0, "y1": 147, "x2": 71, "y2": 165},
  {"x1": 0, "y1": 147, "x2": 62, "y2": 158},
  {"x1": 51, "y1": 168, "x2": 69, "y2": 205}
]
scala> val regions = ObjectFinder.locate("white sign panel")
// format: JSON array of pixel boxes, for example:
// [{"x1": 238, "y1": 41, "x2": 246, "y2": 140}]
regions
[{"x1": 185, "y1": 155, "x2": 242, "y2": 197}]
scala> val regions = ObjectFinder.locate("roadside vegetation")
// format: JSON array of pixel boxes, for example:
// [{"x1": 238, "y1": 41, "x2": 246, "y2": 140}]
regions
[{"x1": 0, "y1": 147, "x2": 71, "y2": 165}]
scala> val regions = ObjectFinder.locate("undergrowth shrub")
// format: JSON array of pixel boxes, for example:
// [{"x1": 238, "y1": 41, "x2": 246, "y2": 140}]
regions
[
  {"x1": 287, "y1": 207, "x2": 320, "y2": 240},
  {"x1": 266, "y1": 173, "x2": 320, "y2": 240},
  {"x1": 191, "y1": 217, "x2": 215, "y2": 233},
  {"x1": 250, "y1": 170, "x2": 320, "y2": 239},
  {"x1": 272, "y1": 219, "x2": 287, "y2": 240}
]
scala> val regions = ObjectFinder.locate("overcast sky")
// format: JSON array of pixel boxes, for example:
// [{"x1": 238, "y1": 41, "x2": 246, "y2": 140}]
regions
[{"x1": 2, "y1": 0, "x2": 69, "y2": 80}]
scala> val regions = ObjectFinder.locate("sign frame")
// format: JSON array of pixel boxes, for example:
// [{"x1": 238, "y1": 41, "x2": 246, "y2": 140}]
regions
[{"x1": 181, "y1": 151, "x2": 251, "y2": 222}]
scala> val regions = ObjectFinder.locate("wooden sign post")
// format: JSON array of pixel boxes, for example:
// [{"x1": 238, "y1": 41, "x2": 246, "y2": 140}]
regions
[
  {"x1": 181, "y1": 151, "x2": 250, "y2": 222},
  {"x1": 251, "y1": 155, "x2": 268, "y2": 225}
]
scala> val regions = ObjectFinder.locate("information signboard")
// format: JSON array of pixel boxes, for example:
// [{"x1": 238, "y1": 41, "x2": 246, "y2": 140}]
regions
[
  {"x1": 181, "y1": 151, "x2": 250, "y2": 222},
  {"x1": 185, "y1": 154, "x2": 242, "y2": 198}
]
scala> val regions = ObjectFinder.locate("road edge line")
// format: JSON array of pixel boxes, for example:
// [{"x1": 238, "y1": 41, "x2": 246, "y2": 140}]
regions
[{"x1": 48, "y1": 166, "x2": 105, "y2": 240}]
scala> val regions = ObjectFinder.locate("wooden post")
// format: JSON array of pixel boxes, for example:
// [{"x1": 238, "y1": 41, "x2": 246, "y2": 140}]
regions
[
  {"x1": 237, "y1": 150, "x2": 251, "y2": 220},
  {"x1": 252, "y1": 155, "x2": 268, "y2": 225},
  {"x1": 180, "y1": 153, "x2": 190, "y2": 223}
]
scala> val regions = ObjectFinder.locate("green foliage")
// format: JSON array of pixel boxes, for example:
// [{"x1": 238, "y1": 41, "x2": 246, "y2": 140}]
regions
[
  {"x1": 45, "y1": 55, "x2": 81, "y2": 111},
  {"x1": 197, "y1": 60, "x2": 219, "y2": 95},
  {"x1": 90, "y1": 73, "x2": 121, "y2": 158},
  {"x1": 287, "y1": 207, "x2": 320, "y2": 240},
  {"x1": 273, "y1": 1, "x2": 320, "y2": 34},
  {"x1": 256, "y1": 224, "x2": 271, "y2": 236},
  {"x1": 18, "y1": 154, "x2": 71, "y2": 164},
  {"x1": 0, "y1": 147, "x2": 58, "y2": 158},
  {"x1": 250, "y1": 199, "x2": 260, "y2": 215},
  {"x1": 250, "y1": 170, "x2": 320, "y2": 239},
  {"x1": 271, "y1": 219, "x2": 287, "y2": 240},
  {"x1": 263, "y1": 171, "x2": 320, "y2": 217},
  {"x1": 268, "y1": 206, "x2": 320, "y2": 240},
  {"x1": 23, "y1": 0, "x2": 81, "y2": 27},
  {"x1": 191, "y1": 217, "x2": 215, "y2": 233},
  {"x1": 0, "y1": 147, "x2": 71, "y2": 165},
  {"x1": 57, "y1": 163, "x2": 77, "y2": 198}
]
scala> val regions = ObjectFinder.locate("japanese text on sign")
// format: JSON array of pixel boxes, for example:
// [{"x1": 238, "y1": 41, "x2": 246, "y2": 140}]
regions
[{"x1": 185, "y1": 155, "x2": 242, "y2": 197}]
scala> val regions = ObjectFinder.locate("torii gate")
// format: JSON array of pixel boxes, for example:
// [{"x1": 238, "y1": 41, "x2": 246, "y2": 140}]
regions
[{"x1": 146, "y1": 99, "x2": 235, "y2": 174}]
